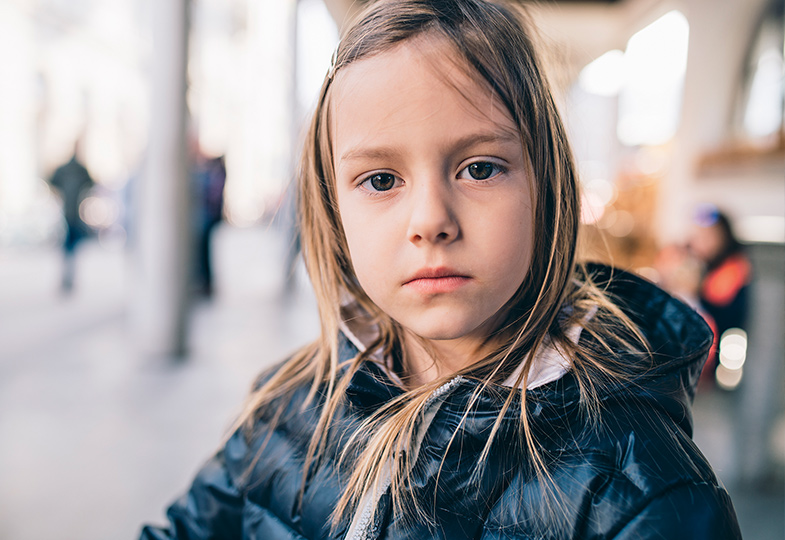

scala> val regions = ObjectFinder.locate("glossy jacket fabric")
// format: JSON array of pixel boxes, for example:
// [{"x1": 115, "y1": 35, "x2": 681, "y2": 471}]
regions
[{"x1": 140, "y1": 266, "x2": 742, "y2": 539}]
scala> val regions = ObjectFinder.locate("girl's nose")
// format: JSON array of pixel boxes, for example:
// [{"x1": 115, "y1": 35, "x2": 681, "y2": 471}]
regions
[{"x1": 406, "y1": 180, "x2": 460, "y2": 245}]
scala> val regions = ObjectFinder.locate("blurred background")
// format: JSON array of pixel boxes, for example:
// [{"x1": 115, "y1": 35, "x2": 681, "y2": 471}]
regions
[{"x1": 0, "y1": 0, "x2": 782, "y2": 538}]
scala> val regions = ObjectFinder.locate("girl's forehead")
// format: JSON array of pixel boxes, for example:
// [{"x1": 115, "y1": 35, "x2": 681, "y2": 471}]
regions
[
  {"x1": 333, "y1": 35, "x2": 492, "y2": 104},
  {"x1": 329, "y1": 35, "x2": 518, "y2": 154}
]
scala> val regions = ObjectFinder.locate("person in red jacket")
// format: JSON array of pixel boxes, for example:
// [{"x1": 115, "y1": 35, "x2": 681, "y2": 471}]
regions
[{"x1": 689, "y1": 205, "x2": 752, "y2": 384}]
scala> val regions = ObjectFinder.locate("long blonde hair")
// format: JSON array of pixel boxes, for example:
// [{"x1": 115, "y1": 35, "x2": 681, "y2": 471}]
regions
[{"x1": 240, "y1": 0, "x2": 649, "y2": 531}]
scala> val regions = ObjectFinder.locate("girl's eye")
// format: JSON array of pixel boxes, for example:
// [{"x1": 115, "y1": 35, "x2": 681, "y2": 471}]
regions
[
  {"x1": 459, "y1": 161, "x2": 503, "y2": 181},
  {"x1": 361, "y1": 173, "x2": 399, "y2": 192}
]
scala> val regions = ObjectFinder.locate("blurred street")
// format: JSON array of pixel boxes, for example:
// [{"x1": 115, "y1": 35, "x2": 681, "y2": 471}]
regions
[
  {"x1": 0, "y1": 225, "x2": 319, "y2": 540},
  {"x1": 0, "y1": 225, "x2": 782, "y2": 540}
]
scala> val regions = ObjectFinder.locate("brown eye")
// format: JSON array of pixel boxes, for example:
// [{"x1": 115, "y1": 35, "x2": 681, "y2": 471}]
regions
[
  {"x1": 368, "y1": 173, "x2": 397, "y2": 191},
  {"x1": 468, "y1": 162, "x2": 494, "y2": 180},
  {"x1": 458, "y1": 161, "x2": 504, "y2": 181}
]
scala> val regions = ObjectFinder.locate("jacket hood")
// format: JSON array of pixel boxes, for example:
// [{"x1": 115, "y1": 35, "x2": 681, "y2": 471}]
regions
[{"x1": 576, "y1": 264, "x2": 714, "y2": 435}]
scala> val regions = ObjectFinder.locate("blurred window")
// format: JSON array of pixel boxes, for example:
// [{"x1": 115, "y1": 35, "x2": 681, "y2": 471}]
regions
[
  {"x1": 617, "y1": 10, "x2": 690, "y2": 146},
  {"x1": 737, "y1": 2, "x2": 784, "y2": 144}
]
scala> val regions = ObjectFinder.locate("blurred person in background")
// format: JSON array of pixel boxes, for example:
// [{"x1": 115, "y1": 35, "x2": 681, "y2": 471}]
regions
[
  {"x1": 653, "y1": 205, "x2": 752, "y2": 387},
  {"x1": 192, "y1": 152, "x2": 226, "y2": 297},
  {"x1": 688, "y1": 205, "x2": 752, "y2": 382},
  {"x1": 48, "y1": 141, "x2": 95, "y2": 293},
  {"x1": 689, "y1": 205, "x2": 751, "y2": 342}
]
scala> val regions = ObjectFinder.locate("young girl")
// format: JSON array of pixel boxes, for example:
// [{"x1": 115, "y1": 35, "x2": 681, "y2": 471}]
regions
[{"x1": 141, "y1": 0, "x2": 741, "y2": 538}]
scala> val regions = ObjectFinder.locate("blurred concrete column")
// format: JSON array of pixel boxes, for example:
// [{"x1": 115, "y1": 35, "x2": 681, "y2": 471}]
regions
[
  {"x1": 0, "y1": 4, "x2": 37, "y2": 229},
  {"x1": 132, "y1": 0, "x2": 191, "y2": 357},
  {"x1": 736, "y1": 242, "x2": 785, "y2": 486}
]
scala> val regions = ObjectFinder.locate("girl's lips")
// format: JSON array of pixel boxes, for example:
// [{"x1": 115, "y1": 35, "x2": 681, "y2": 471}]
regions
[
  {"x1": 403, "y1": 271, "x2": 472, "y2": 294},
  {"x1": 404, "y1": 266, "x2": 468, "y2": 282}
]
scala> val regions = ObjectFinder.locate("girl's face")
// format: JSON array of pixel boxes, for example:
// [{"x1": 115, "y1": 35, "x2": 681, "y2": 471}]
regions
[{"x1": 332, "y1": 36, "x2": 534, "y2": 353}]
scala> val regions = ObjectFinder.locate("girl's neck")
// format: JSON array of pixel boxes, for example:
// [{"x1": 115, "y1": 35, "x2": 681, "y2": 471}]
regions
[{"x1": 401, "y1": 330, "x2": 489, "y2": 387}]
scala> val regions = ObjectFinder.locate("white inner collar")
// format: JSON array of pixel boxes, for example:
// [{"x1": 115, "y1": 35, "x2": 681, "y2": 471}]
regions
[{"x1": 339, "y1": 300, "x2": 592, "y2": 390}]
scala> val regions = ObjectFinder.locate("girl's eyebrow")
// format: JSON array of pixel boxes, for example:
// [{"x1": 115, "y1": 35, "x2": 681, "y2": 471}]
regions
[
  {"x1": 340, "y1": 145, "x2": 404, "y2": 163},
  {"x1": 446, "y1": 131, "x2": 521, "y2": 154},
  {"x1": 339, "y1": 131, "x2": 520, "y2": 164}
]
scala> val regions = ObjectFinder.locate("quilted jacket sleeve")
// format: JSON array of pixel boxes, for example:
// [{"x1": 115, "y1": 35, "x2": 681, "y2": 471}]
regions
[
  {"x1": 612, "y1": 483, "x2": 742, "y2": 540},
  {"x1": 138, "y1": 429, "x2": 248, "y2": 540}
]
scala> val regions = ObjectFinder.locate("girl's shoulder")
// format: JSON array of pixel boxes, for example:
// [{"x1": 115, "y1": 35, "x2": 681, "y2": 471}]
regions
[
  {"x1": 483, "y1": 393, "x2": 740, "y2": 539},
  {"x1": 478, "y1": 266, "x2": 739, "y2": 536},
  {"x1": 486, "y1": 441, "x2": 740, "y2": 539}
]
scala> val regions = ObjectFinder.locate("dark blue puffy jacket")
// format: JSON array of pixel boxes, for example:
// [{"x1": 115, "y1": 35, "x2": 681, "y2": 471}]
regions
[{"x1": 140, "y1": 266, "x2": 742, "y2": 539}]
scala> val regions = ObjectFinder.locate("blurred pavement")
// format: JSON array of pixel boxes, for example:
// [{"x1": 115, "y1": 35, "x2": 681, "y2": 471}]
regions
[
  {"x1": 0, "y1": 225, "x2": 781, "y2": 540},
  {"x1": 0, "y1": 225, "x2": 319, "y2": 540}
]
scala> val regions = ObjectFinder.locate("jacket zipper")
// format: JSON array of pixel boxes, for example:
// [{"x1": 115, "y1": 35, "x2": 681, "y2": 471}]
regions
[{"x1": 347, "y1": 376, "x2": 466, "y2": 540}]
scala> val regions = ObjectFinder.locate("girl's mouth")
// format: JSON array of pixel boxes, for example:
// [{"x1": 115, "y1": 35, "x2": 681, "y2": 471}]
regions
[{"x1": 403, "y1": 267, "x2": 471, "y2": 294}]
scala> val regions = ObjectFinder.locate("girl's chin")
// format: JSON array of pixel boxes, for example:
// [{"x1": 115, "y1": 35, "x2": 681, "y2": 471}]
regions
[{"x1": 402, "y1": 322, "x2": 489, "y2": 346}]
